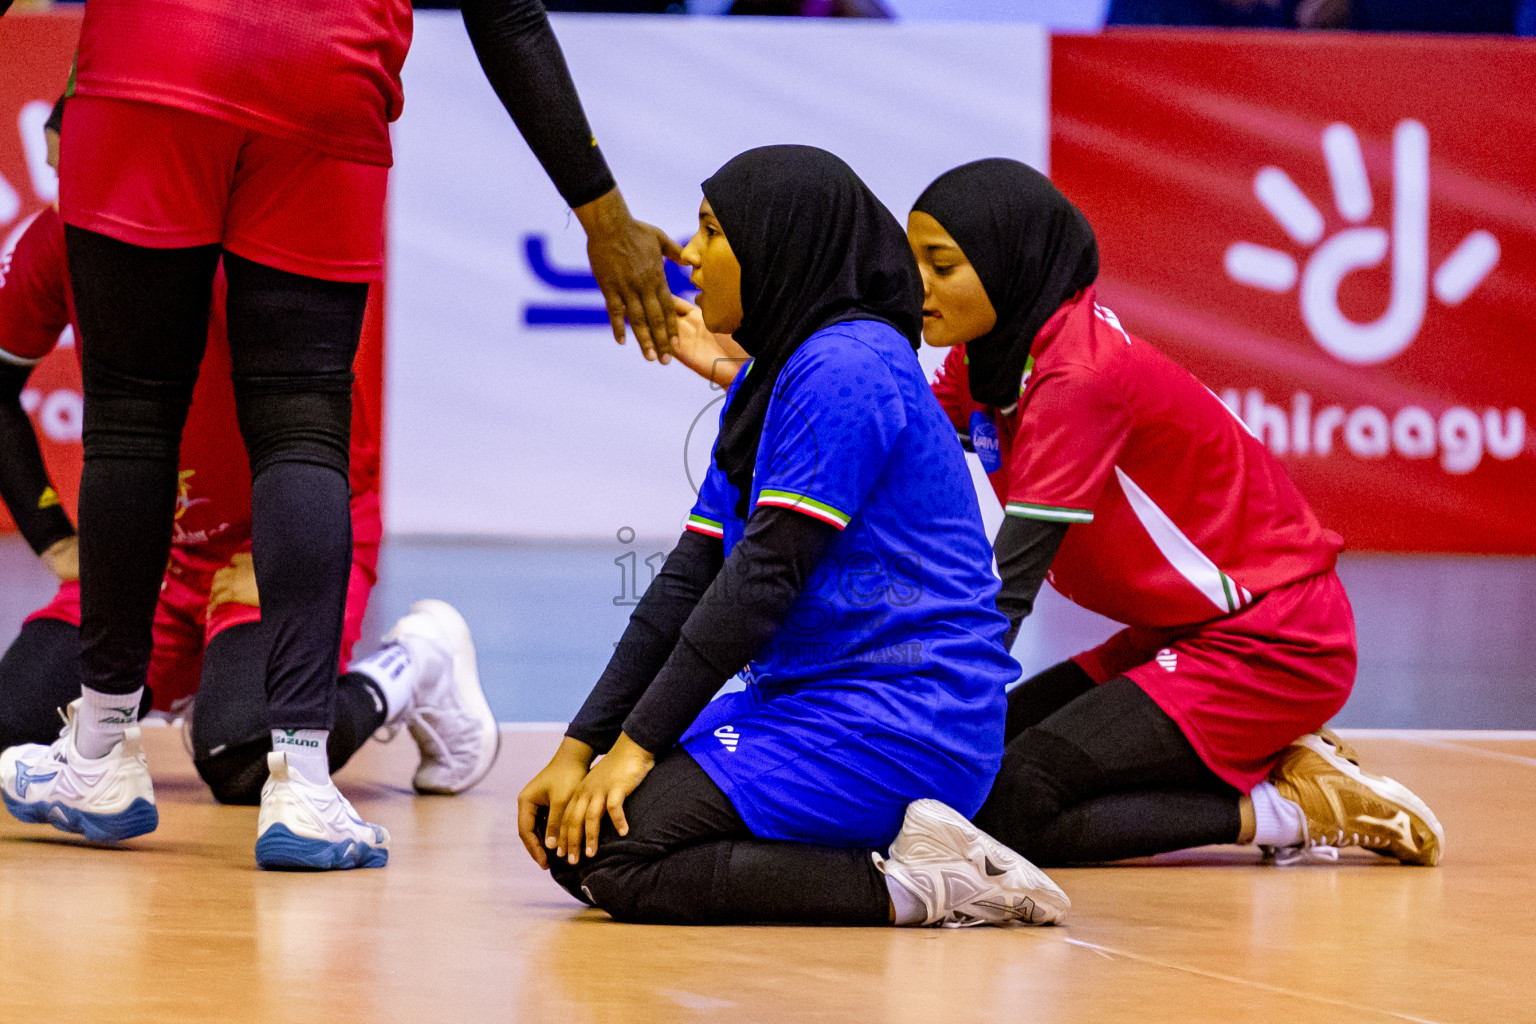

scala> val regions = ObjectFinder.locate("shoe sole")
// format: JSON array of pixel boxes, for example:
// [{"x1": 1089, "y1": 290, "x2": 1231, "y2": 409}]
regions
[
  {"x1": 409, "y1": 599, "x2": 500, "y2": 795},
  {"x1": 1294, "y1": 734, "x2": 1445, "y2": 865},
  {"x1": 900, "y1": 799, "x2": 1070, "y2": 925},
  {"x1": 255, "y1": 823, "x2": 389, "y2": 871},
  {"x1": 2, "y1": 792, "x2": 159, "y2": 843}
]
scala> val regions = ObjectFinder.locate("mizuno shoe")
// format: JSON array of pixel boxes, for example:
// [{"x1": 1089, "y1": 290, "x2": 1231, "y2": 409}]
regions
[
  {"x1": 255, "y1": 751, "x2": 389, "y2": 871},
  {"x1": 875, "y1": 799, "x2": 1070, "y2": 927},
  {"x1": 0, "y1": 699, "x2": 158, "y2": 843},
  {"x1": 386, "y1": 599, "x2": 499, "y2": 795},
  {"x1": 1269, "y1": 733, "x2": 1444, "y2": 866}
]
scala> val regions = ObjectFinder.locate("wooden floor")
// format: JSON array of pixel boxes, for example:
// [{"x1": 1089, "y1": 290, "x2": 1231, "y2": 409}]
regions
[{"x1": 1, "y1": 729, "x2": 1531, "y2": 1024}]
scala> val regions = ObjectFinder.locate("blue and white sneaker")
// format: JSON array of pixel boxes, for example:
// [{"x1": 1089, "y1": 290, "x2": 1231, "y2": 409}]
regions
[
  {"x1": 0, "y1": 699, "x2": 159, "y2": 843},
  {"x1": 386, "y1": 599, "x2": 499, "y2": 795},
  {"x1": 255, "y1": 751, "x2": 390, "y2": 871}
]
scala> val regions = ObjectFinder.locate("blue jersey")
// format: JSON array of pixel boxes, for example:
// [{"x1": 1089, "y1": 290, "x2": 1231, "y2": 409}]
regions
[{"x1": 680, "y1": 320, "x2": 1018, "y2": 847}]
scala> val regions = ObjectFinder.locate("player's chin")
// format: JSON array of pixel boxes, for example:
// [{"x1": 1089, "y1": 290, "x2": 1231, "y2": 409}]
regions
[
  {"x1": 699, "y1": 306, "x2": 732, "y2": 335},
  {"x1": 922, "y1": 318, "x2": 956, "y2": 348}
]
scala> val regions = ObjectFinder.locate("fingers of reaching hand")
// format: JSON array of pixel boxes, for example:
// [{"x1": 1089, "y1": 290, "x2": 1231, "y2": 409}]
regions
[
  {"x1": 657, "y1": 229, "x2": 684, "y2": 263},
  {"x1": 605, "y1": 293, "x2": 628, "y2": 347},
  {"x1": 639, "y1": 289, "x2": 673, "y2": 365},
  {"x1": 624, "y1": 290, "x2": 659, "y2": 363}
]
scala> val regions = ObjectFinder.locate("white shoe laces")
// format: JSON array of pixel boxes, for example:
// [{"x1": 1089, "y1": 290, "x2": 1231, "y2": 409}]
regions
[{"x1": 1265, "y1": 842, "x2": 1341, "y2": 866}]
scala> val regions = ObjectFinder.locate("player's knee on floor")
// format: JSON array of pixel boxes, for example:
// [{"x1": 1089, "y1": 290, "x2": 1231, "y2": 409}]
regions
[
  {"x1": 194, "y1": 739, "x2": 271, "y2": 805},
  {"x1": 574, "y1": 864, "x2": 644, "y2": 922},
  {"x1": 530, "y1": 807, "x2": 597, "y2": 907},
  {"x1": 975, "y1": 730, "x2": 1097, "y2": 843},
  {"x1": 0, "y1": 618, "x2": 85, "y2": 749}
]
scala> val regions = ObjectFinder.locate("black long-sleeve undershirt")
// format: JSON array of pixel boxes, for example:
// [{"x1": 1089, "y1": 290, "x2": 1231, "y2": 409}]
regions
[
  {"x1": 994, "y1": 516, "x2": 1068, "y2": 650},
  {"x1": 0, "y1": 361, "x2": 74, "y2": 556},
  {"x1": 460, "y1": 0, "x2": 618, "y2": 210},
  {"x1": 567, "y1": 506, "x2": 837, "y2": 757}
]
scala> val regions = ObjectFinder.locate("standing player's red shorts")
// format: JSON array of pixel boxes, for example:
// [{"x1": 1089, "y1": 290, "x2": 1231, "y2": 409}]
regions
[
  {"x1": 934, "y1": 286, "x2": 1354, "y2": 792},
  {"x1": 59, "y1": 97, "x2": 388, "y2": 283},
  {"x1": 59, "y1": 0, "x2": 410, "y2": 280}
]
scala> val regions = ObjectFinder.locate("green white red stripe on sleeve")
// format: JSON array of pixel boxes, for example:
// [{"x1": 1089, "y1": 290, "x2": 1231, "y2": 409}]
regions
[
  {"x1": 1005, "y1": 501, "x2": 1094, "y2": 524},
  {"x1": 755, "y1": 489, "x2": 852, "y2": 529},
  {"x1": 685, "y1": 514, "x2": 726, "y2": 538}
]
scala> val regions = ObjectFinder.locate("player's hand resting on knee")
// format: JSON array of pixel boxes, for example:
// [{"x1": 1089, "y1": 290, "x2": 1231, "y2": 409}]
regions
[
  {"x1": 560, "y1": 732, "x2": 655, "y2": 865},
  {"x1": 518, "y1": 736, "x2": 595, "y2": 869},
  {"x1": 668, "y1": 297, "x2": 750, "y2": 388}
]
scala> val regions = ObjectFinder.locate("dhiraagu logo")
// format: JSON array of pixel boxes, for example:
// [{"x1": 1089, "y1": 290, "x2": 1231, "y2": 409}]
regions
[
  {"x1": 521, "y1": 235, "x2": 696, "y2": 327},
  {"x1": 1225, "y1": 120, "x2": 1499, "y2": 366}
]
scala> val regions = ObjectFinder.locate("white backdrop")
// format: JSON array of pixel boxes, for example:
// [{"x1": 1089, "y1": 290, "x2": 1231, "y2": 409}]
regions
[{"x1": 387, "y1": 13, "x2": 1047, "y2": 538}]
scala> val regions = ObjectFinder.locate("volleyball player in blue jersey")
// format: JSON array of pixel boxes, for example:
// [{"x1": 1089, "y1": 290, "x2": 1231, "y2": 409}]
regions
[{"x1": 516, "y1": 146, "x2": 1067, "y2": 928}]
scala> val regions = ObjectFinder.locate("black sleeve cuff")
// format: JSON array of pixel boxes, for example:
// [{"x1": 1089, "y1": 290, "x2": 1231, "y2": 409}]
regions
[{"x1": 620, "y1": 637, "x2": 728, "y2": 756}]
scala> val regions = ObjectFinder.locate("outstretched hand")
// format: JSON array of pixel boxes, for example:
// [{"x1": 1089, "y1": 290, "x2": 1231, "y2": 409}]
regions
[{"x1": 575, "y1": 189, "x2": 682, "y2": 362}]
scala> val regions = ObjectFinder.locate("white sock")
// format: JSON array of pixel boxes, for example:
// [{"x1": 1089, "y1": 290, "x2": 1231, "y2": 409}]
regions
[
  {"x1": 272, "y1": 729, "x2": 330, "y2": 785},
  {"x1": 1250, "y1": 781, "x2": 1307, "y2": 847},
  {"x1": 76, "y1": 687, "x2": 142, "y2": 759},
  {"x1": 885, "y1": 870, "x2": 928, "y2": 927},
  {"x1": 348, "y1": 642, "x2": 422, "y2": 723}
]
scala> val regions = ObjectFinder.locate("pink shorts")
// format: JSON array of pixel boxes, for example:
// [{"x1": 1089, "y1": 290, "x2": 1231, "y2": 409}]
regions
[
  {"x1": 27, "y1": 541, "x2": 377, "y2": 714},
  {"x1": 58, "y1": 95, "x2": 386, "y2": 282},
  {"x1": 1073, "y1": 570, "x2": 1357, "y2": 792}
]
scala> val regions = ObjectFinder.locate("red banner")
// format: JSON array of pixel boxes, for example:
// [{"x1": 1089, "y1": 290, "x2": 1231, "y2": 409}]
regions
[
  {"x1": 0, "y1": 11, "x2": 82, "y2": 533},
  {"x1": 1052, "y1": 31, "x2": 1535, "y2": 553},
  {"x1": 0, "y1": 11, "x2": 384, "y2": 538}
]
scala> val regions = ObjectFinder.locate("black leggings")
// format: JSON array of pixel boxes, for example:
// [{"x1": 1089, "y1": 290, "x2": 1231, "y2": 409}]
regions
[
  {"x1": 0, "y1": 618, "x2": 386, "y2": 805},
  {"x1": 541, "y1": 750, "x2": 891, "y2": 926},
  {"x1": 67, "y1": 229, "x2": 364, "y2": 732},
  {"x1": 972, "y1": 662, "x2": 1243, "y2": 865}
]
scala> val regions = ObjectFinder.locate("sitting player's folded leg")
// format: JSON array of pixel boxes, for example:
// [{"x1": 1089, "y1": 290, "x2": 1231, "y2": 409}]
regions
[
  {"x1": 0, "y1": 618, "x2": 85, "y2": 751},
  {"x1": 191, "y1": 623, "x2": 389, "y2": 806},
  {"x1": 975, "y1": 678, "x2": 1244, "y2": 865}
]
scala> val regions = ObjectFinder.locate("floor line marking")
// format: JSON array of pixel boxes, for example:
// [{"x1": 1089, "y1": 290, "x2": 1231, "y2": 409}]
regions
[
  {"x1": 1062, "y1": 938, "x2": 1446, "y2": 1024},
  {"x1": 1398, "y1": 737, "x2": 1536, "y2": 768},
  {"x1": 1334, "y1": 729, "x2": 1536, "y2": 741}
]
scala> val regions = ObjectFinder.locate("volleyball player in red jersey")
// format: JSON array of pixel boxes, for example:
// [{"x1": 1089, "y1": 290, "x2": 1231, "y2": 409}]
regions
[
  {"x1": 909, "y1": 160, "x2": 1443, "y2": 867},
  {"x1": 44, "y1": 0, "x2": 674, "y2": 869},
  {"x1": 0, "y1": 106, "x2": 499, "y2": 820}
]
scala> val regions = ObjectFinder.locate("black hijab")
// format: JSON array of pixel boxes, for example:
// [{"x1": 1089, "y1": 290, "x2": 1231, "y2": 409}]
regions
[
  {"x1": 704, "y1": 145, "x2": 922, "y2": 519},
  {"x1": 911, "y1": 158, "x2": 1099, "y2": 409}
]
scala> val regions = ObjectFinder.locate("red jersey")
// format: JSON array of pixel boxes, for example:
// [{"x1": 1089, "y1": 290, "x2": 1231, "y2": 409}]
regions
[
  {"x1": 0, "y1": 207, "x2": 378, "y2": 555},
  {"x1": 932, "y1": 287, "x2": 1342, "y2": 630},
  {"x1": 74, "y1": 0, "x2": 413, "y2": 167}
]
